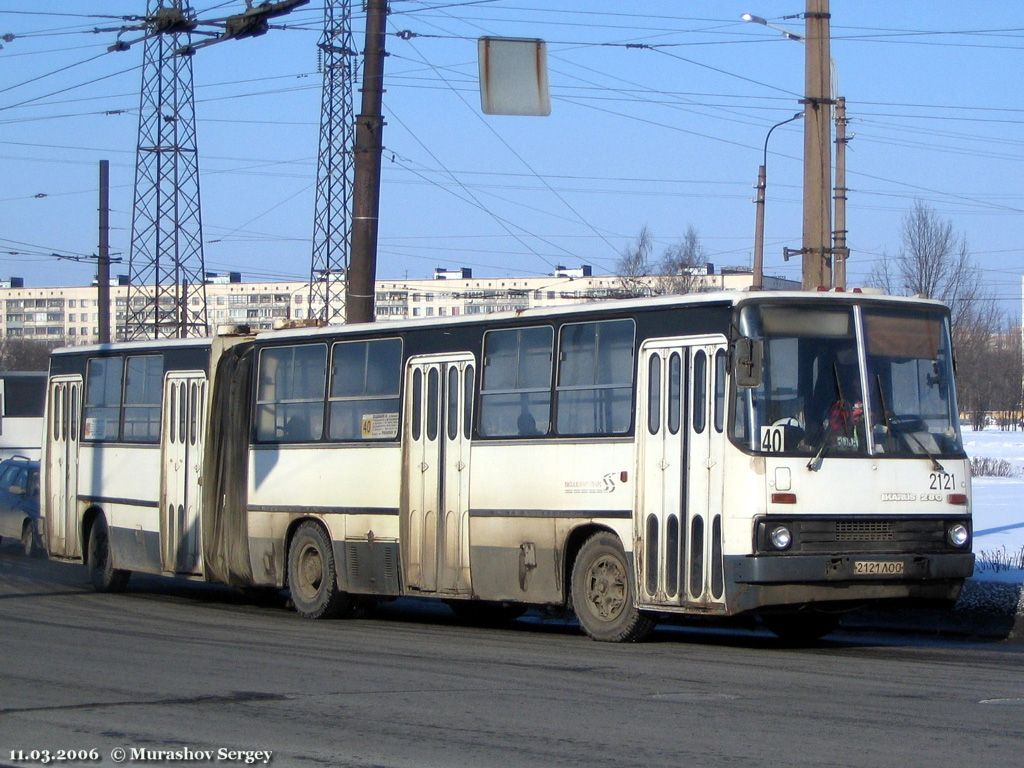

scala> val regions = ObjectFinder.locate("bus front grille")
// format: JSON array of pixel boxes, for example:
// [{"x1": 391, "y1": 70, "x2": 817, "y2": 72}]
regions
[
  {"x1": 799, "y1": 518, "x2": 950, "y2": 554},
  {"x1": 756, "y1": 517, "x2": 966, "y2": 555},
  {"x1": 834, "y1": 520, "x2": 895, "y2": 542}
]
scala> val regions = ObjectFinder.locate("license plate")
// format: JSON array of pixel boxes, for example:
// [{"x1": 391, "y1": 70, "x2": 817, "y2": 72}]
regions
[{"x1": 854, "y1": 560, "x2": 904, "y2": 576}]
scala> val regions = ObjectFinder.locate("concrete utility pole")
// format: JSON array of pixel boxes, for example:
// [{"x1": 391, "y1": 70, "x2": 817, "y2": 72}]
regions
[
  {"x1": 347, "y1": 0, "x2": 388, "y2": 324},
  {"x1": 833, "y1": 96, "x2": 849, "y2": 289},
  {"x1": 753, "y1": 111, "x2": 803, "y2": 291},
  {"x1": 752, "y1": 164, "x2": 766, "y2": 291},
  {"x1": 801, "y1": 0, "x2": 833, "y2": 290},
  {"x1": 98, "y1": 160, "x2": 111, "y2": 344}
]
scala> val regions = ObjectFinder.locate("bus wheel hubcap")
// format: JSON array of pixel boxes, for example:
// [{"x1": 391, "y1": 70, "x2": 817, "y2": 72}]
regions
[
  {"x1": 587, "y1": 555, "x2": 626, "y2": 620},
  {"x1": 298, "y1": 545, "x2": 323, "y2": 597}
]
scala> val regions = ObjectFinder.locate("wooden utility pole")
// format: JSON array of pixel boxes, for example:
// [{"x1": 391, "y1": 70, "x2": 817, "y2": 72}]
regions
[
  {"x1": 347, "y1": 0, "x2": 388, "y2": 324},
  {"x1": 833, "y1": 96, "x2": 849, "y2": 289},
  {"x1": 98, "y1": 160, "x2": 111, "y2": 344},
  {"x1": 801, "y1": 0, "x2": 833, "y2": 290}
]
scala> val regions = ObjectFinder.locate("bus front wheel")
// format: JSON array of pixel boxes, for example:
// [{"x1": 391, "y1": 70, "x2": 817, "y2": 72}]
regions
[
  {"x1": 571, "y1": 532, "x2": 655, "y2": 642},
  {"x1": 287, "y1": 521, "x2": 353, "y2": 619},
  {"x1": 87, "y1": 515, "x2": 130, "y2": 592}
]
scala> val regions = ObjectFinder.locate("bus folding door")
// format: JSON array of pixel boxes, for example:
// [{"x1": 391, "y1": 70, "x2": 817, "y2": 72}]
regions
[
  {"x1": 402, "y1": 354, "x2": 474, "y2": 595},
  {"x1": 636, "y1": 336, "x2": 727, "y2": 611}
]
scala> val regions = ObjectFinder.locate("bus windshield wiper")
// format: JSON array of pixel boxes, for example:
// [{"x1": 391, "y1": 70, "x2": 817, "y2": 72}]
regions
[
  {"x1": 874, "y1": 374, "x2": 895, "y2": 454},
  {"x1": 875, "y1": 373, "x2": 944, "y2": 472},
  {"x1": 806, "y1": 362, "x2": 843, "y2": 472},
  {"x1": 806, "y1": 431, "x2": 830, "y2": 472}
]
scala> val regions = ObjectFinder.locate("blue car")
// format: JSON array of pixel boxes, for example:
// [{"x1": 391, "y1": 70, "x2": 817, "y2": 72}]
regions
[{"x1": 0, "y1": 456, "x2": 42, "y2": 556}]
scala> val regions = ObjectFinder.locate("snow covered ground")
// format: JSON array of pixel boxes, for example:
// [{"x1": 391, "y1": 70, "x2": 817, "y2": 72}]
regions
[{"x1": 963, "y1": 427, "x2": 1024, "y2": 584}]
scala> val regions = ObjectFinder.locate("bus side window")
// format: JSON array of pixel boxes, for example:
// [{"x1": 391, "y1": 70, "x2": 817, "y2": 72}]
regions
[
  {"x1": 84, "y1": 357, "x2": 124, "y2": 442},
  {"x1": 328, "y1": 338, "x2": 402, "y2": 441},
  {"x1": 123, "y1": 354, "x2": 163, "y2": 443},
  {"x1": 479, "y1": 326, "x2": 552, "y2": 438},
  {"x1": 255, "y1": 344, "x2": 327, "y2": 443},
  {"x1": 555, "y1": 318, "x2": 634, "y2": 436}
]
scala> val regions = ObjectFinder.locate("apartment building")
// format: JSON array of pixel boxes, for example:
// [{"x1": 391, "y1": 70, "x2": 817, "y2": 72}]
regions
[{"x1": 0, "y1": 265, "x2": 797, "y2": 347}]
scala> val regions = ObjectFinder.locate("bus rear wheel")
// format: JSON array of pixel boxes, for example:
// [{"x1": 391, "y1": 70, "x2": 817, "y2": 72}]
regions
[
  {"x1": 571, "y1": 532, "x2": 655, "y2": 642},
  {"x1": 287, "y1": 521, "x2": 353, "y2": 619},
  {"x1": 87, "y1": 515, "x2": 130, "y2": 592}
]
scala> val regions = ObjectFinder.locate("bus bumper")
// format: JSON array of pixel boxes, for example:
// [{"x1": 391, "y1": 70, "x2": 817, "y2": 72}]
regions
[{"x1": 724, "y1": 552, "x2": 974, "y2": 613}]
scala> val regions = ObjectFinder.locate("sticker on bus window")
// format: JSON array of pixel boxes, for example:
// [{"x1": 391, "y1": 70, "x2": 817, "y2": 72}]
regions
[
  {"x1": 361, "y1": 412, "x2": 399, "y2": 439},
  {"x1": 83, "y1": 417, "x2": 104, "y2": 441},
  {"x1": 759, "y1": 425, "x2": 785, "y2": 453}
]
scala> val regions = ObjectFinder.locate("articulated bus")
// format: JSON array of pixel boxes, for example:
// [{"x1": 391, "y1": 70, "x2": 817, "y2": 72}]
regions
[{"x1": 40, "y1": 291, "x2": 973, "y2": 642}]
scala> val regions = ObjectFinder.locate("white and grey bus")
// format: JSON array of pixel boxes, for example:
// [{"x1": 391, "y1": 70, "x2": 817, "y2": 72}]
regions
[{"x1": 40, "y1": 291, "x2": 973, "y2": 641}]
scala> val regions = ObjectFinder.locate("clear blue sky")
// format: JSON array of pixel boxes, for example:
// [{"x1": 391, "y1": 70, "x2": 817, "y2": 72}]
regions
[{"x1": 1, "y1": 1, "x2": 1021, "y2": 320}]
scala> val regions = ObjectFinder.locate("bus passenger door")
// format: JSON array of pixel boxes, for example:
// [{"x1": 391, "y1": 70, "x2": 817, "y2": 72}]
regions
[
  {"x1": 45, "y1": 376, "x2": 82, "y2": 558},
  {"x1": 636, "y1": 337, "x2": 727, "y2": 610},
  {"x1": 636, "y1": 342, "x2": 685, "y2": 604},
  {"x1": 403, "y1": 354, "x2": 474, "y2": 595},
  {"x1": 160, "y1": 372, "x2": 207, "y2": 575},
  {"x1": 684, "y1": 342, "x2": 728, "y2": 609}
]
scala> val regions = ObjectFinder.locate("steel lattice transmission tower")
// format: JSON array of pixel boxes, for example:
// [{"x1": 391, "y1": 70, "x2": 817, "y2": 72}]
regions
[
  {"x1": 309, "y1": 0, "x2": 358, "y2": 323},
  {"x1": 124, "y1": 1, "x2": 208, "y2": 340}
]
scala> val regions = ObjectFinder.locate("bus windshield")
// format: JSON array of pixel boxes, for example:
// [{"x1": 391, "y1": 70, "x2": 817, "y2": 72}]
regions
[{"x1": 731, "y1": 302, "x2": 963, "y2": 459}]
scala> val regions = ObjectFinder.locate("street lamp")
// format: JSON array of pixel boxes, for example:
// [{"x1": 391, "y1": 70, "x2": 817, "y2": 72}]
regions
[
  {"x1": 740, "y1": 13, "x2": 803, "y2": 41},
  {"x1": 752, "y1": 112, "x2": 803, "y2": 290}
]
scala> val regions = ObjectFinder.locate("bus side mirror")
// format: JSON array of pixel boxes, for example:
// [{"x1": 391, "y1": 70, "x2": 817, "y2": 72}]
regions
[{"x1": 733, "y1": 337, "x2": 763, "y2": 388}]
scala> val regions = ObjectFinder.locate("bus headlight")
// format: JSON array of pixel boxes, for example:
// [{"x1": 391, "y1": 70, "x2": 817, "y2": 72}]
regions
[
  {"x1": 947, "y1": 523, "x2": 970, "y2": 548},
  {"x1": 769, "y1": 525, "x2": 793, "y2": 551}
]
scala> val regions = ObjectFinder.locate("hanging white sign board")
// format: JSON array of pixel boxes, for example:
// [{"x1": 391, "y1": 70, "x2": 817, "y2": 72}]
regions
[{"x1": 478, "y1": 37, "x2": 551, "y2": 116}]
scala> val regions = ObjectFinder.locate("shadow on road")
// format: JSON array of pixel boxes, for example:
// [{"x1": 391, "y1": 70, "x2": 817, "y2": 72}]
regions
[{"x1": 2, "y1": 539, "x2": 1015, "y2": 651}]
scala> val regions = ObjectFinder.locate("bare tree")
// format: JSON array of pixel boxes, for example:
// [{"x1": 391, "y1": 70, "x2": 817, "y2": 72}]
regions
[
  {"x1": 615, "y1": 225, "x2": 654, "y2": 298},
  {"x1": 616, "y1": 224, "x2": 712, "y2": 299},
  {"x1": 656, "y1": 224, "x2": 708, "y2": 295},
  {"x1": 961, "y1": 318, "x2": 1024, "y2": 431},
  {"x1": 955, "y1": 302, "x2": 1004, "y2": 429},
  {"x1": 871, "y1": 200, "x2": 987, "y2": 337},
  {"x1": 990, "y1": 323, "x2": 1024, "y2": 430},
  {"x1": 871, "y1": 200, "x2": 1005, "y2": 428}
]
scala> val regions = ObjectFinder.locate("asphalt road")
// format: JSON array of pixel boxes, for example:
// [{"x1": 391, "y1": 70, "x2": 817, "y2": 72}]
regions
[{"x1": 1, "y1": 540, "x2": 1022, "y2": 768}]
